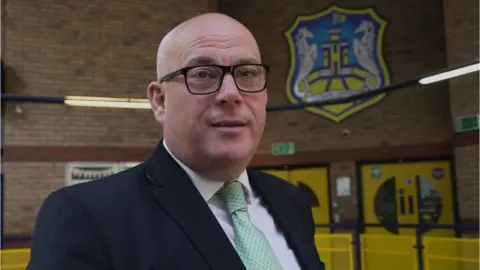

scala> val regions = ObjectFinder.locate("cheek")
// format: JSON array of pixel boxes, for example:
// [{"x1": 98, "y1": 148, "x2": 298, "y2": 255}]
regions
[
  {"x1": 248, "y1": 95, "x2": 268, "y2": 126},
  {"x1": 170, "y1": 96, "x2": 208, "y2": 129},
  {"x1": 256, "y1": 110, "x2": 267, "y2": 135}
]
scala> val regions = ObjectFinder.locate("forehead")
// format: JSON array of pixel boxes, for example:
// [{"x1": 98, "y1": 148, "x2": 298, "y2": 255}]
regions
[
  {"x1": 174, "y1": 26, "x2": 261, "y2": 68},
  {"x1": 183, "y1": 53, "x2": 261, "y2": 68}
]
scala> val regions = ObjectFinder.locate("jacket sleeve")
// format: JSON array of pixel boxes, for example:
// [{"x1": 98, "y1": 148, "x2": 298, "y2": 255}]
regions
[{"x1": 27, "y1": 189, "x2": 110, "y2": 270}]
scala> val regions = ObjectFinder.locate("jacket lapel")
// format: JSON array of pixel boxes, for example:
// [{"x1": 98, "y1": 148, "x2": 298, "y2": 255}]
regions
[
  {"x1": 248, "y1": 169, "x2": 320, "y2": 270},
  {"x1": 145, "y1": 143, "x2": 245, "y2": 270}
]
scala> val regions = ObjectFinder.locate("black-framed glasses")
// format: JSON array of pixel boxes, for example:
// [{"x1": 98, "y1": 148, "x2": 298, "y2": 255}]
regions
[{"x1": 159, "y1": 64, "x2": 271, "y2": 95}]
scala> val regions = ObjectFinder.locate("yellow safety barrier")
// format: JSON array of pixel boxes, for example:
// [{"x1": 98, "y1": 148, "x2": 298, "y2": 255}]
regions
[
  {"x1": 315, "y1": 234, "x2": 354, "y2": 270},
  {"x1": 360, "y1": 234, "x2": 418, "y2": 270},
  {"x1": 0, "y1": 234, "x2": 478, "y2": 270},
  {"x1": 424, "y1": 236, "x2": 480, "y2": 270},
  {"x1": 1, "y1": 248, "x2": 30, "y2": 270}
]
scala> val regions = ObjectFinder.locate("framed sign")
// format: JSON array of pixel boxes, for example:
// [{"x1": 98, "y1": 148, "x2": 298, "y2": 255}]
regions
[{"x1": 65, "y1": 162, "x2": 141, "y2": 186}]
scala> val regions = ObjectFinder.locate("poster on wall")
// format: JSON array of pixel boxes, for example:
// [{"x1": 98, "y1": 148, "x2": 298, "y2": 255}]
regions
[
  {"x1": 65, "y1": 162, "x2": 141, "y2": 186},
  {"x1": 284, "y1": 5, "x2": 391, "y2": 123},
  {"x1": 336, "y1": 177, "x2": 351, "y2": 197}
]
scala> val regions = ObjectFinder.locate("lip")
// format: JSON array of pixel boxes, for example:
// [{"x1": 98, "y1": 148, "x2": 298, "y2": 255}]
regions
[
  {"x1": 212, "y1": 125, "x2": 246, "y2": 134},
  {"x1": 210, "y1": 120, "x2": 248, "y2": 126},
  {"x1": 210, "y1": 119, "x2": 248, "y2": 134}
]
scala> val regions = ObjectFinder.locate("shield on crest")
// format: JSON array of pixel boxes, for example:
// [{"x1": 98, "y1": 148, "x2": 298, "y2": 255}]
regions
[{"x1": 284, "y1": 6, "x2": 391, "y2": 123}]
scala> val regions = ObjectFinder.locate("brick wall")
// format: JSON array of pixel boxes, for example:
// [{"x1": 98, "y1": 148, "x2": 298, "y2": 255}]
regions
[
  {"x1": 3, "y1": 0, "x2": 213, "y2": 234},
  {"x1": 443, "y1": 0, "x2": 480, "y2": 221},
  {"x1": 444, "y1": 0, "x2": 479, "y2": 119},
  {"x1": 220, "y1": 0, "x2": 453, "y2": 153},
  {"x1": 454, "y1": 146, "x2": 479, "y2": 220},
  {"x1": 4, "y1": 163, "x2": 65, "y2": 234},
  {"x1": 5, "y1": 104, "x2": 160, "y2": 146},
  {"x1": 4, "y1": 0, "x2": 213, "y2": 147}
]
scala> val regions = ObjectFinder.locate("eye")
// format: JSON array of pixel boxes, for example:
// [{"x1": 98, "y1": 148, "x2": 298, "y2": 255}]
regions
[
  {"x1": 189, "y1": 67, "x2": 219, "y2": 79},
  {"x1": 236, "y1": 67, "x2": 260, "y2": 77}
]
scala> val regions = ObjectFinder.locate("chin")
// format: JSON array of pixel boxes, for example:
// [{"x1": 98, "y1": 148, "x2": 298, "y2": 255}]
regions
[{"x1": 206, "y1": 141, "x2": 253, "y2": 162}]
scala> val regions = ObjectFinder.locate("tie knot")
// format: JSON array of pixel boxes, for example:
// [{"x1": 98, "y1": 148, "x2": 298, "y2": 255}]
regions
[{"x1": 218, "y1": 181, "x2": 248, "y2": 215}]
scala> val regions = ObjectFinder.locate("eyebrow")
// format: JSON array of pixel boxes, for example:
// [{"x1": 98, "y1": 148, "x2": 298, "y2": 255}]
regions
[
  {"x1": 232, "y1": 58, "x2": 261, "y2": 65},
  {"x1": 184, "y1": 56, "x2": 218, "y2": 67},
  {"x1": 183, "y1": 56, "x2": 261, "y2": 67}
]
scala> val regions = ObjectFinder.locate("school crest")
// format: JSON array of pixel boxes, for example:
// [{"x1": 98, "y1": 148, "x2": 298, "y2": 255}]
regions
[{"x1": 284, "y1": 6, "x2": 391, "y2": 122}]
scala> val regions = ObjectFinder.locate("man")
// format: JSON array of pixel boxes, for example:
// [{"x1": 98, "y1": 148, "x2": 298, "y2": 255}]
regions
[{"x1": 27, "y1": 13, "x2": 325, "y2": 270}]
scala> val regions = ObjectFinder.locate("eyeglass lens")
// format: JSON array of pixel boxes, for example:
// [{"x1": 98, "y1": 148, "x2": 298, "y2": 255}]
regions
[{"x1": 186, "y1": 65, "x2": 267, "y2": 94}]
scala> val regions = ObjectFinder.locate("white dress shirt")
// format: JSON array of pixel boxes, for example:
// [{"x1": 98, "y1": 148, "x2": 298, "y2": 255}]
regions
[{"x1": 163, "y1": 141, "x2": 301, "y2": 270}]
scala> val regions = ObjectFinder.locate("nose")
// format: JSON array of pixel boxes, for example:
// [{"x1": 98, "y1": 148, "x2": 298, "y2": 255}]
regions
[{"x1": 215, "y1": 74, "x2": 242, "y2": 105}]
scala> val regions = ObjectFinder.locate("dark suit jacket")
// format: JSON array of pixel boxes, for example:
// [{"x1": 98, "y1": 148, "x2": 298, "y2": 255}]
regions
[{"x1": 27, "y1": 142, "x2": 325, "y2": 270}]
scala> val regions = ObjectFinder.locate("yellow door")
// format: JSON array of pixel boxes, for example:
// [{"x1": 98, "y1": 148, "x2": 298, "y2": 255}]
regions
[
  {"x1": 288, "y1": 167, "x2": 330, "y2": 234},
  {"x1": 411, "y1": 162, "x2": 458, "y2": 270},
  {"x1": 361, "y1": 163, "x2": 418, "y2": 235},
  {"x1": 361, "y1": 161, "x2": 455, "y2": 236},
  {"x1": 360, "y1": 161, "x2": 456, "y2": 270},
  {"x1": 413, "y1": 161, "x2": 455, "y2": 238}
]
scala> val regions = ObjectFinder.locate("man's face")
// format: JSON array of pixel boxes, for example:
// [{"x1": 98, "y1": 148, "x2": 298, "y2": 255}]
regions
[{"x1": 148, "y1": 18, "x2": 267, "y2": 175}]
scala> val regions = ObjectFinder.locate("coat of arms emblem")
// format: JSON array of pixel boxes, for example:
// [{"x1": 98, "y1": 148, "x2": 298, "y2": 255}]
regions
[{"x1": 284, "y1": 6, "x2": 391, "y2": 122}]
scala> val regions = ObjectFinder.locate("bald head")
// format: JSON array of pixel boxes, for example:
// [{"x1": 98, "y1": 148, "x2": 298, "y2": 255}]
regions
[{"x1": 155, "y1": 13, "x2": 261, "y2": 80}]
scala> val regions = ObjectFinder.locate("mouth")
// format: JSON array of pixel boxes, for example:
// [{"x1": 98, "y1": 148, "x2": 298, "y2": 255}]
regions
[{"x1": 210, "y1": 120, "x2": 248, "y2": 129}]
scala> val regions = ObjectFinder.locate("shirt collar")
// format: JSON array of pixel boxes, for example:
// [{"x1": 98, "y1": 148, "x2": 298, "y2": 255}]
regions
[
  {"x1": 235, "y1": 170, "x2": 252, "y2": 204},
  {"x1": 162, "y1": 140, "x2": 252, "y2": 203}
]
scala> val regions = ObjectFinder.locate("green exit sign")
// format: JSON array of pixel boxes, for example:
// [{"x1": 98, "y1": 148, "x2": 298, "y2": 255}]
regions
[
  {"x1": 272, "y1": 142, "x2": 295, "y2": 156},
  {"x1": 456, "y1": 115, "x2": 479, "y2": 132}
]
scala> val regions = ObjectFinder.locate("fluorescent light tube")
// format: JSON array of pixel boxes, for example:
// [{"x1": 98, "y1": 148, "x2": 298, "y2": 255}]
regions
[
  {"x1": 64, "y1": 96, "x2": 151, "y2": 109},
  {"x1": 419, "y1": 63, "x2": 479, "y2": 84}
]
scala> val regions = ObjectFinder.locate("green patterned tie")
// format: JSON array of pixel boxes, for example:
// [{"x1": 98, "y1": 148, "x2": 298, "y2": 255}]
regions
[{"x1": 219, "y1": 181, "x2": 283, "y2": 270}]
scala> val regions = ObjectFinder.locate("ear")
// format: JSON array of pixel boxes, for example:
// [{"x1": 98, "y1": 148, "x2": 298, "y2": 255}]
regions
[{"x1": 147, "y1": 81, "x2": 166, "y2": 125}]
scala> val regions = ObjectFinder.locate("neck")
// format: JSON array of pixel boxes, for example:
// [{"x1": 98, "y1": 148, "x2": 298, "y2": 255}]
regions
[
  {"x1": 163, "y1": 139, "x2": 249, "y2": 182},
  {"x1": 196, "y1": 162, "x2": 247, "y2": 182}
]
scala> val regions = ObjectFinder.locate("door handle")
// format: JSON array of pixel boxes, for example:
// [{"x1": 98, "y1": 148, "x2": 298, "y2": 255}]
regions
[
  {"x1": 408, "y1": 195, "x2": 414, "y2": 215},
  {"x1": 399, "y1": 196, "x2": 406, "y2": 215}
]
